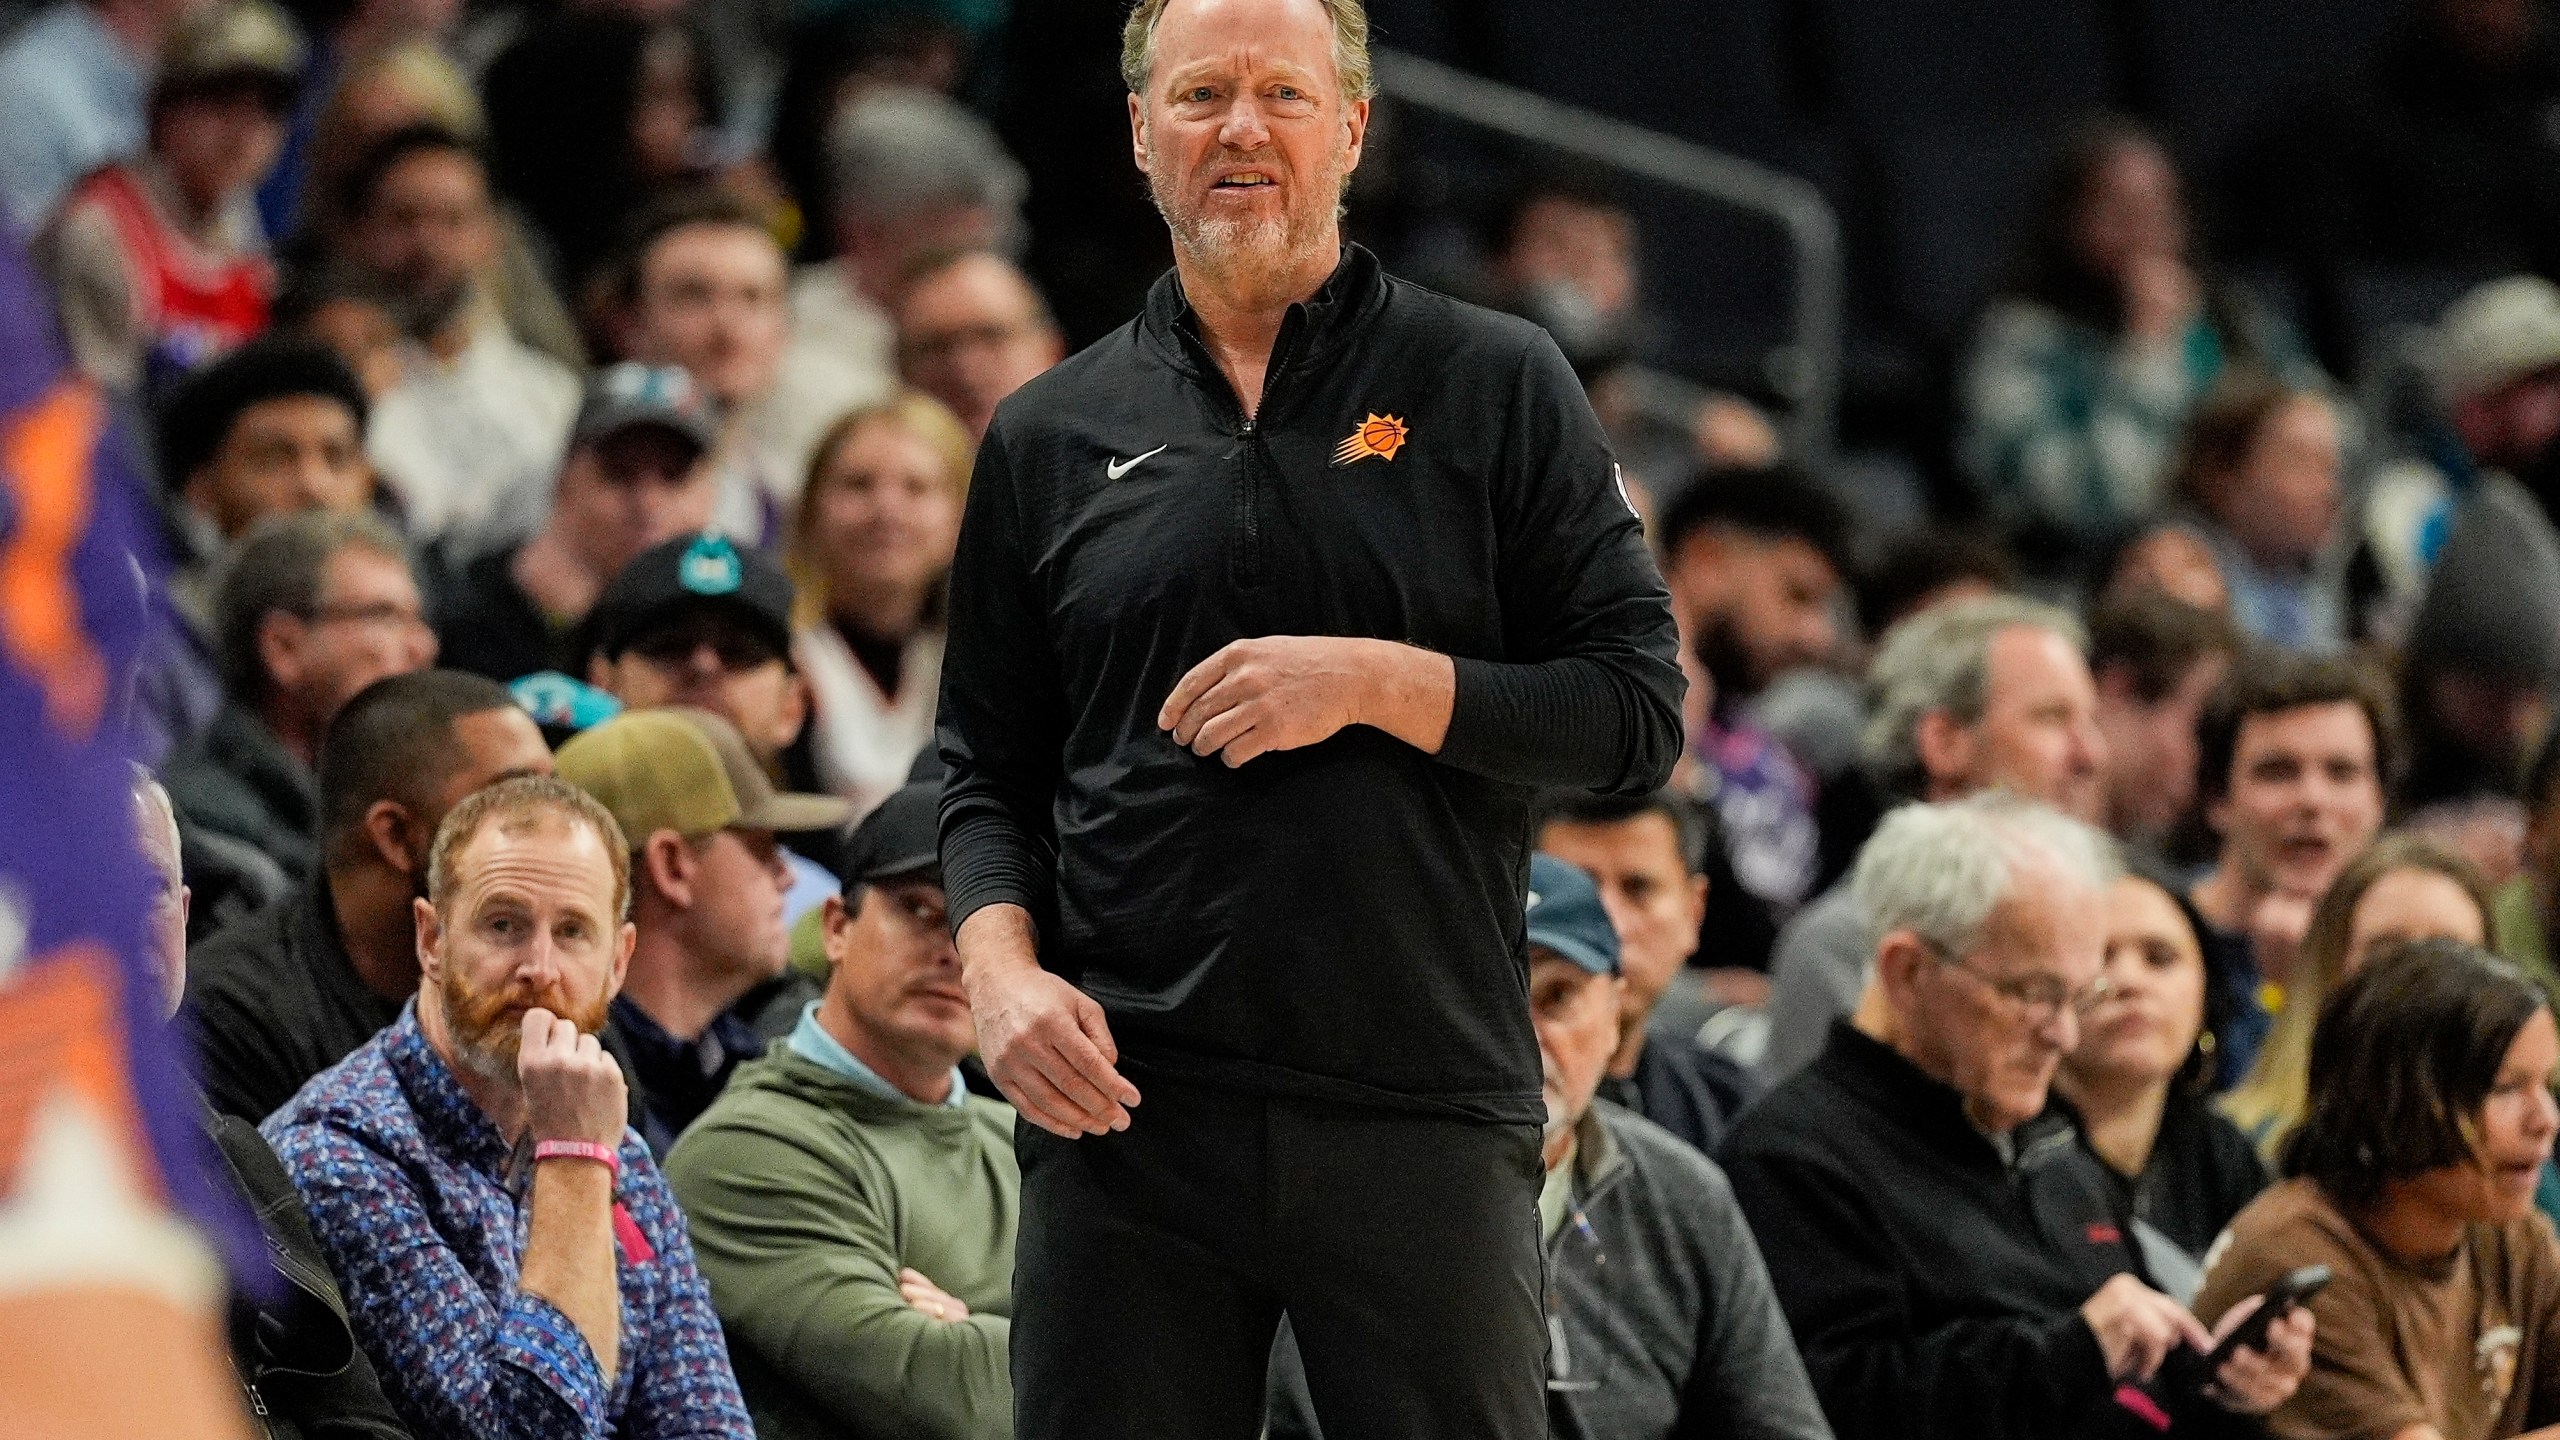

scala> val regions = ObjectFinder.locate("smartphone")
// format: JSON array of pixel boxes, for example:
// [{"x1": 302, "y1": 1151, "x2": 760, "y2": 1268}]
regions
[{"x1": 2203, "y1": 1265, "x2": 2332, "y2": 1369}]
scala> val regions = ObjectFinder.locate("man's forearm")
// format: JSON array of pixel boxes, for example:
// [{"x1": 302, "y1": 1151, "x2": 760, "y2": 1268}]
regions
[
  {"x1": 1354, "y1": 641, "x2": 1456, "y2": 754},
  {"x1": 956, "y1": 902, "x2": 1042, "y2": 980},
  {"x1": 518, "y1": 1161, "x2": 620, "y2": 1379}
]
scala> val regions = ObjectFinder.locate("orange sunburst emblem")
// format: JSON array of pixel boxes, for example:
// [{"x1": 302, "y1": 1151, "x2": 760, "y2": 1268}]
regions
[{"x1": 1332, "y1": 412, "x2": 1410, "y2": 466}]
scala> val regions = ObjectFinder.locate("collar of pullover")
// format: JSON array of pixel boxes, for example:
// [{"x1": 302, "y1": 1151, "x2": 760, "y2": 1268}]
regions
[
  {"x1": 1139, "y1": 242, "x2": 1389, "y2": 405},
  {"x1": 1818, "y1": 1021, "x2": 2076, "y2": 1178}
]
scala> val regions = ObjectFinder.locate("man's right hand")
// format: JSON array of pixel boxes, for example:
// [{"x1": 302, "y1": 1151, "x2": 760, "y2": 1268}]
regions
[
  {"x1": 958, "y1": 906, "x2": 1140, "y2": 1138},
  {"x1": 2082, "y1": 1273, "x2": 2213, "y2": 1383},
  {"x1": 518, "y1": 1008, "x2": 628, "y2": 1148}
]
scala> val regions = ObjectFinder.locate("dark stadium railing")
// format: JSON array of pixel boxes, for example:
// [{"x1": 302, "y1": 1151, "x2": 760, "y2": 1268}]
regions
[{"x1": 1372, "y1": 46, "x2": 1844, "y2": 474}]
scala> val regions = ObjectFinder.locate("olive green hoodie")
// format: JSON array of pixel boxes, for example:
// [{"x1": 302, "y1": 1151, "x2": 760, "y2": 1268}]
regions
[{"x1": 665, "y1": 1045, "x2": 1018, "y2": 1440}]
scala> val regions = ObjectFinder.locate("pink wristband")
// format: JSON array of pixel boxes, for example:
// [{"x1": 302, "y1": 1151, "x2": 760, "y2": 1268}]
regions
[{"x1": 532, "y1": 1140, "x2": 620, "y2": 1177}]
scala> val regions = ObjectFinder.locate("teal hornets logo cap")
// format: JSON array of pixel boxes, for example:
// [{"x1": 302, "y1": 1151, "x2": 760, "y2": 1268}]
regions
[
  {"x1": 590, "y1": 528, "x2": 797, "y2": 664},
  {"x1": 679, "y1": 533, "x2": 744, "y2": 596}
]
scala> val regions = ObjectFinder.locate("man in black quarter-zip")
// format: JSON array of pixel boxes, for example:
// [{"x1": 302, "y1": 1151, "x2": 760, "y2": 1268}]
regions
[{"x1": 934, "y1": 0, "x2": 1684, "y2": 1435}]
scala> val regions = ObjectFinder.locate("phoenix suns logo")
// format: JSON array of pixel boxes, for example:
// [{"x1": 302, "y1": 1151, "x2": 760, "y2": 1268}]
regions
[{"x1": 1333, "y1": 413, "x2": 1409, "y2": 466}]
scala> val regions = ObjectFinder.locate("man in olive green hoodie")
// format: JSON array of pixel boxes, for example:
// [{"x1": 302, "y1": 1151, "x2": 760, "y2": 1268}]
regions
[{"x1": 667, "y1": 782, "x2": 1018, "y2": 1440}]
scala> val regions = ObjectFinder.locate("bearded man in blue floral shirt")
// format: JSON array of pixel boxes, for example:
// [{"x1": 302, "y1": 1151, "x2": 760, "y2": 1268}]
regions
[{"x1": 264, "y1": 775, "x2": 752, "y2": 1440}]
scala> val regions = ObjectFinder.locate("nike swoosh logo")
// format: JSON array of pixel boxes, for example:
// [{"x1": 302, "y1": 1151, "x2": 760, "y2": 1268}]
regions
[{"x1": 1106, "y1": 444, "x2": 1168, "y2": 480}]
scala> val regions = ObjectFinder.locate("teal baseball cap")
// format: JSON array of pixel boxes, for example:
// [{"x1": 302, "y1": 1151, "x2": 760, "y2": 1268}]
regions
[{"x1": 1527, "y1": 853, "x2": 1620, "y2": 975}]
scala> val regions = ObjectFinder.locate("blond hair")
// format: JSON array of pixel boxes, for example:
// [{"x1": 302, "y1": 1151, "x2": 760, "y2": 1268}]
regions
[
  {"x1": 428, "y1": 776, "x2": 632, "y2": 922},
  {"x1": 2218, "y1": 833, "x2": 2496, "y2": 1161},
  {"x1": 786, "y1": 391, "x2": 977, "y2": 631},
  {"x1": 1119, "y1": 0, "x2": 1376, "y2": 101},
  {"x1": 310, "y1": 40, "x2": 484, "y2": 229}
]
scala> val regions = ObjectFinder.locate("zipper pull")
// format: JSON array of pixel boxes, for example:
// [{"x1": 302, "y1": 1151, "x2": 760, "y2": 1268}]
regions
[
  {"x1": 243, "y1": 1379, "x2": 270, "y2": 1417},
  {"x1": 1239, "y1": 418, "x2": 1256, "y2": 439}
]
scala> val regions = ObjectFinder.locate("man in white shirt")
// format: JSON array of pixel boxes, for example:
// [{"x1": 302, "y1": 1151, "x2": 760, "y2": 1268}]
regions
[
  {"x1": 618, "y1": 190, "x2": 800, "y2": 543},
  {"x1": 337, "y1": 121, "x2": 576, "y2": 553}
]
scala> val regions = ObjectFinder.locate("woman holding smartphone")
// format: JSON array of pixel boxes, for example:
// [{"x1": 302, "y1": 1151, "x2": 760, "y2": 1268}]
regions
[{"x1": 2195, "y1": 938, "x2": 2560, "y2": 1440}]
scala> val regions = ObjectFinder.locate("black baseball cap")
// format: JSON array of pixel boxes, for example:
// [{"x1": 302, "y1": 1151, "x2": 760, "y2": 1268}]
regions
[
  {"x1": 589, "y1": 530, "x2": 795, "y2": 664},
  {"x1": 837, "y1": 781, "x2": 941, "y2": 889},
  {"x1": 573, "y1": 362, "x2": 718, "y2": 457}
]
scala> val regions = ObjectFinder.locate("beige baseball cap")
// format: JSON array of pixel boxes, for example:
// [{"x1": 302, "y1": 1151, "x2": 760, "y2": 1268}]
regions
[
  {"x1": 553, "y1": 707, "x2": 852, "y2": 843},
  {"x1": 2431, "y1": 275, "x2": 2560, "y2": 405},
  {"x1": 158, "y1": 0, "x2": 304, "y2": 100}
]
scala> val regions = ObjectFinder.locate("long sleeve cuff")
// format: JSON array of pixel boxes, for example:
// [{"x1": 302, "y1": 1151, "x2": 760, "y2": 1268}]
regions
[
  {"x1": 494, "y1": 1293, "x2": 610, "y2": 1438},
  {"x1": 2043, "y1": 1312, "x2": 2117, "y2": 1425},
  {"x1": 941, "y1": 808, "x2": 1055, "y2": 938},
  {"x1": 1436, "y1": 654, "x2": 1678, "y2": 794}
]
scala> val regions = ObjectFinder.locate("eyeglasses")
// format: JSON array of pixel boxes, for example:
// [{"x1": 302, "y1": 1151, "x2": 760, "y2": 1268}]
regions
[
  {"x1": 901, "y1": 320, "x2": 1039, "y2": 365},
  {"x1": 303, "y1": 600, "x2": 429, "y2": 632},
  {"x1": 1919, "y1": 938, "x2": 2112, "y2": 1027}
]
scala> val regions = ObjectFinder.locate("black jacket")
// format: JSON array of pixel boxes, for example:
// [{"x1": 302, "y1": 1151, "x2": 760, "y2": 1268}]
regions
[
  {"x1": 429, "y1": 540, "x2": 593, "y2": 687},
  {"x1": 939, "y1": 245, "x2": 1685, "y2": 1123},
  {"x1": 202, "y1": 1107, "x2": 411, "y2": 1440},
  {"x1": 1720, "y1": 1024, "x2": 2258, "y2": 1440},
  {"x1": 166, "y1": 702, "x2": 321, "y2": 880},
  {"x1": 1598, "y1": 1022, "x2": 1764, "y2": 1157},
  {"x1": 183, "y1": 879, "x2": 407, "y2": 1123},
  {"x1": 2070, "y1": 1090, "x2": 2270, "y2": 1262}
]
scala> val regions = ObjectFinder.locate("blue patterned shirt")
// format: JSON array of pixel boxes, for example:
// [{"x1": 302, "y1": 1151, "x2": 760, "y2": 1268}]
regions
[{"x1": 262, "y1": 1005, "x2": 754, "y2": 1440}]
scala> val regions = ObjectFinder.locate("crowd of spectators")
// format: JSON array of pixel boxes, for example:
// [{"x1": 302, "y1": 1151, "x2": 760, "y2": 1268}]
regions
[{"x1": 15, "y1": 0, "x2": 2560, "y2": 1434}]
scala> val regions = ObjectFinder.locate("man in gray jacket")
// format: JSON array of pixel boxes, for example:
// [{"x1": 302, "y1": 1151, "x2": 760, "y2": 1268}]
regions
[{"x1": 1270, "y1": 853, "x2": 1832, "y2": 1440}]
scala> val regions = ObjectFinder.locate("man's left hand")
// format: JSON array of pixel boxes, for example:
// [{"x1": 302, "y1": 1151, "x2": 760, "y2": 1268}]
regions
[
  {"x1": 1162, "y1": 636, "x2": 1438, "y2": 767},
  {"x1": 2203, "y1": 1296, "x2": 2315, "y2": 1415},
  {"x1": 899, "y1": 1268, "x2": 972, "y2": 1323}
]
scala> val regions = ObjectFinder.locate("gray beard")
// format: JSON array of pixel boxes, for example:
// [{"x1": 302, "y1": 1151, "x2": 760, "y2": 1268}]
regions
[{"x1": 1147, "y1": 163, "x2": 1345, "y2": 287}]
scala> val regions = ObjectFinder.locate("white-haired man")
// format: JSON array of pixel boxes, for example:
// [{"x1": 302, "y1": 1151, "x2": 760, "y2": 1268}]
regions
[
  {"x1": 1760, "y1": 593, "x2": 2108, "y2": 1079},
  {"x1": 1722, "y1": 795, "x2": 2312, "y2": 1440},
  {"x1": 935, "y1": 0, "x2": 1684, "y2": 1434}
]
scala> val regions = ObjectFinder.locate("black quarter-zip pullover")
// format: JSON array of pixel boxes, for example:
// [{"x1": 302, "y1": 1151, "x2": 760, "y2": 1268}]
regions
[{"x1": 937, "y1": 245, "x2": 1684, "y2": 1122}]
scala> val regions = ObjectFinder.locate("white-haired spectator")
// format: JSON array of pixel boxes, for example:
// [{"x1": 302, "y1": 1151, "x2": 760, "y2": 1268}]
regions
[
  {"x1": 1762, "y1": 594, "x2": 2109, "y2": 1079},
  {"x1": 769, "y1": 87, "x2": 1029, "y2": 480},
  {"x1": 1723, "y1": 793, "x2": 2313, "y2": 1440}
]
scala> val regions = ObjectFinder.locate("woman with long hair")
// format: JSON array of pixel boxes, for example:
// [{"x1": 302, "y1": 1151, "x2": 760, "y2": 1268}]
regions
[
  {"x1": 786, "y1": 391, "x2": 973, "y2": 818},
  {"x1": 2058, "y1": 871, "x2": 2269, "y2": 1262},
  {"x1": 1960, "y1": 117, "x2": 2318, "y2": 569},
  {"x1": 2222, "y1": 834, "x2": 2496, "y2": 1161},
  {"x1": 2194, "y1": 938, "x2": 2560, "y2": 1439}
]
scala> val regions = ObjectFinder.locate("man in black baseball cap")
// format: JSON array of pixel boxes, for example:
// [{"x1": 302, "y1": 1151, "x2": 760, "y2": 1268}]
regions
[
  {"x1": 668, "y1": 778, "x2": 1024, "y2": 1439},
  {"x1": 587, "y1": 525, "x2": 844, "y2": 931},
  {"x1": 586, "y1": 527, "x2": 808, "y2": 778}
]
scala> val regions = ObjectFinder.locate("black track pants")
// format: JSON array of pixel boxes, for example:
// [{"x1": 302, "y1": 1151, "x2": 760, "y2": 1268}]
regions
[{"x1": 1010, "y1": 1073, "x2": 1548, "y2": 1440}]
